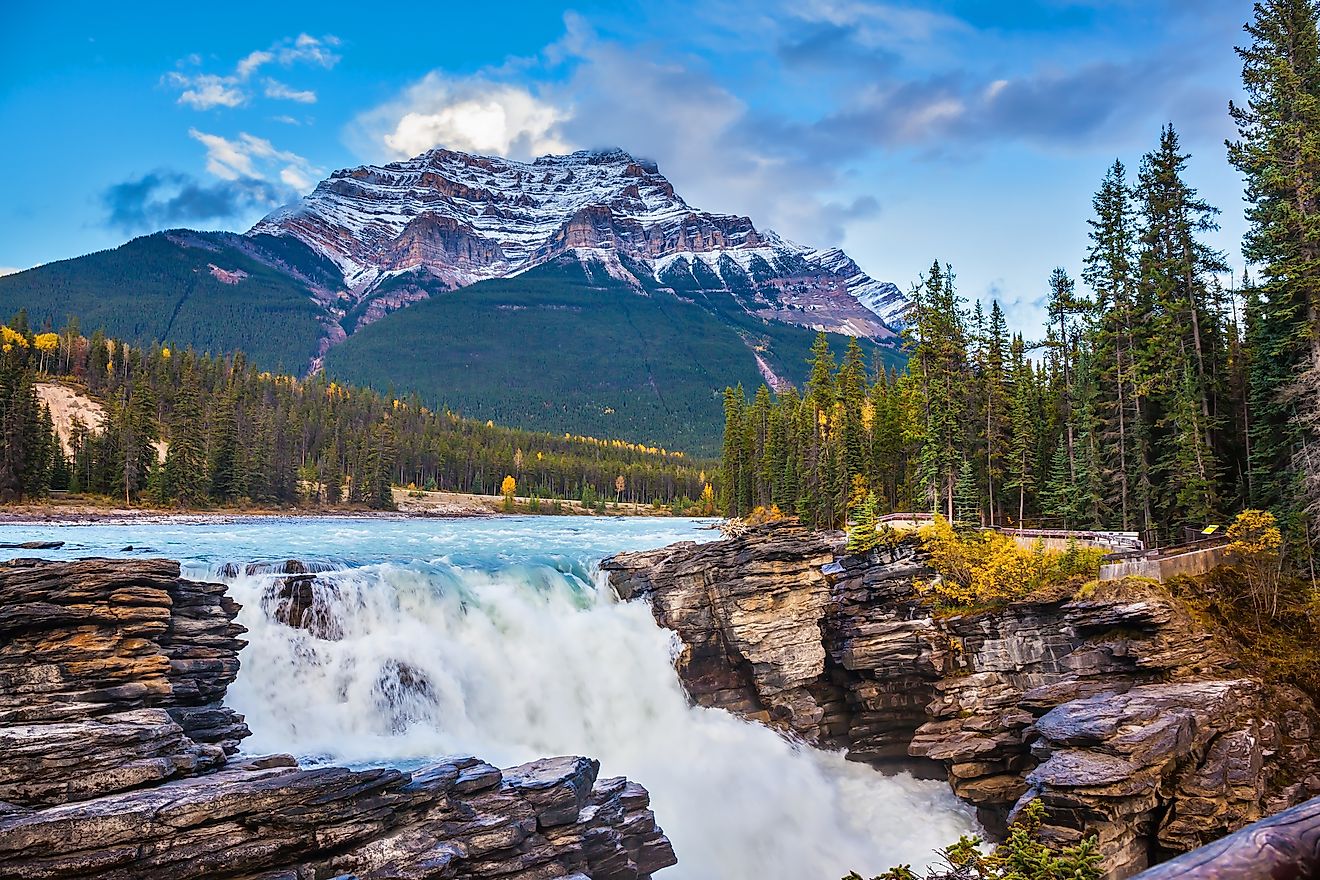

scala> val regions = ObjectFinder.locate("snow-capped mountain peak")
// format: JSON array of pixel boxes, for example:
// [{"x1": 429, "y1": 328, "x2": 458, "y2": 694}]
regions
[{"x1": 250, "y1": 146, "x2": 909, "y2": 337}]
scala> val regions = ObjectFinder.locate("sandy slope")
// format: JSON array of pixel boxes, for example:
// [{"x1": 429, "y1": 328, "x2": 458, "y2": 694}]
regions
[{"x1": 35, "y1": 382, "x2": 166, "y2": 462}]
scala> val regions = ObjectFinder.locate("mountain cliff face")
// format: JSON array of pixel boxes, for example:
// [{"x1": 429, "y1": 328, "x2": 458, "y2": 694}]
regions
[{"x1": 252, "y1": 147, "x2": 909, "y2": 337}]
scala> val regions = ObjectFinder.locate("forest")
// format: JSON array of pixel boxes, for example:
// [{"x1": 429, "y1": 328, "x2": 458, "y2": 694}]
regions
[
  {"x1": 0, "y1": 313, "x2": 713, "y2": 511},
  {"x1": 719, "y1": 1, "x2": 1320, "y2": 559}
]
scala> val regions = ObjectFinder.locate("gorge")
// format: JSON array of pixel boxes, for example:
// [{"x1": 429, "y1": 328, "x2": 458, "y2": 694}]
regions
[
  {"x1": 2, "y1": 515, "x2": 1317, "y2": 879},
  {"x1": 603, "y1": 521, "x2": 1320, "y2": 877},
  {"x1": 0, "y1": 517, "x2": 976, "y2": 880}
]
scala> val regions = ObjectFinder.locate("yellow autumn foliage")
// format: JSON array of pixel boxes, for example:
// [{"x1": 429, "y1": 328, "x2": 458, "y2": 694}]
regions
[
  {"x1": 744, "y1": 504, "x2": 786, "y2": 525},
  {"x1": 917, "y1": 516, "x2": 1105, "y2": 609},
  {"x1": 1226, "y1": 508, "x2": 1284, "y2": 622},
  {"x1": 33, "y1": 332, "x2": 59, "y2": 353},
  {"x1": 1, "y1": 326, "x2": 29, "y2": 352}
]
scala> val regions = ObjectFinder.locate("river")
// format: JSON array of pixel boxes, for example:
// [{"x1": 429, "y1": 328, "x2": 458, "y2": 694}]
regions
[{"x1": 0, "y1": 515, "x2": 978, "y2": 878}]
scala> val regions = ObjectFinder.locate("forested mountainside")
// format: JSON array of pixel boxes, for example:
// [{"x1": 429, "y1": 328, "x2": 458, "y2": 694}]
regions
[
  {"x1": 324, "y1": 259, "x2": 903, "y2": 456},
  {"x1": 0, "y1": 311, "x2": 713, "y2": 509},
  {"x1": 0, "y1": 231, "x2": 338, "y2": 373},
  {"x1": 0, "y1": 147, "x2": 908, "y2": 455}
]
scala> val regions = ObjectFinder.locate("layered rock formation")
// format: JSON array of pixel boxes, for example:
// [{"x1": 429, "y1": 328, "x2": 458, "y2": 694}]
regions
[
  {"x1": 603, "y1": 523, "x2": 1320, "y2": 878},
  {"x1": 0, "y1": 557, "x2": 675, "y2": 880}
]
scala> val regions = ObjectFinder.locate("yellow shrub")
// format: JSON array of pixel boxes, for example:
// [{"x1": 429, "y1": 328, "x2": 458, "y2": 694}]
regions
[
  {"x1": 916, "y1": 516, "x2": 1104, "y2": 610},
  {"x1": 745, "y1": 504, "x2": 786, "y2": 525}
]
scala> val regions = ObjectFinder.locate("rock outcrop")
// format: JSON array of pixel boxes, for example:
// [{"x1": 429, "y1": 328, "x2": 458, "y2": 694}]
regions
[
  {"x1": 0, "y1": 557, "x2": 676, "y2": 880},
  {"x1": 603, "y1": 523, "x2": 1320, "y2": 878}
]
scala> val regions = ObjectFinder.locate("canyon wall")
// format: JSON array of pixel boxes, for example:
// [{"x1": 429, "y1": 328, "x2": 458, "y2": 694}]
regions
[
  {"x1": 603, "y1": 523, "x2": 1320, "y2": 878},
  {"x1": 0, "y1": 557, "x2": 675, "y2": 880}
]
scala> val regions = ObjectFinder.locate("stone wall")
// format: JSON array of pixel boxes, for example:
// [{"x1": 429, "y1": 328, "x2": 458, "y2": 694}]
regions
[
  {"x1": 1099, "y1": 545, "x2": 1232, "y2": 582},
  {"x1": 0, "y1": 557, "x2": 676, "y2": 880},
  {"x1": 604, "y1": 523, "x2": 1320, "y2": 878}
]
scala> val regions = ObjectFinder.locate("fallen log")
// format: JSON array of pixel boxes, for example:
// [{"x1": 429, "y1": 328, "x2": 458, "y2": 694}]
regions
[{"x1": 1134, "y1": 795, "x2": 1320, "y2": 879}]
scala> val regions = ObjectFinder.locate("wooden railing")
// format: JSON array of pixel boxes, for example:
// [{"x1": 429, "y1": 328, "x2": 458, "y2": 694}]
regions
[{"x1": 1133, "y1": 795, "x2": 1320, "y2": 879}]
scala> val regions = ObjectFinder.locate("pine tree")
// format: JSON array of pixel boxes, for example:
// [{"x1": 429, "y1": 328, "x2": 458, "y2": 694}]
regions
[
  {"x1": 161, "y1": 376, "x2": 209, "y2": 506},
  {"x1": 1137, "y1": 125, "x2": 1230, "y2": 535},
  {"x1": 953, "y1": 457, "x2": 980, "y2": 525},
  {"x1": 845, "y1": 491, "x2": 881, "y2": 555},
  {"x1": 1229, "y1": 0, "x2": 1320, "y2": 542},
  {"x1": 838, "y1": 338, "x2": 868, "y2": 493},
  {"x1": 208, "y1": 384, "x2": 241, "y2": 502},
  {"x1": 1085, "y1": 159, "x2": 1143, "y2": 530},
  {"x1": 906, "y1": 261, "x2": 969, "y2": 518},
  {"x1": 720, "y1": 385, "x2": 746, "y2": 517},
  {"x1": 1006, "y1": 336, "x2": 1038, "y2": 525},
  {"x1": 983, "y1": 301, "x2": 1010, "y2": 524}
]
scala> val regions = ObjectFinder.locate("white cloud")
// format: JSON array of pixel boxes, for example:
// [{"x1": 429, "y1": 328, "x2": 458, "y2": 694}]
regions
[
  {"x1": 189, "y1": 128, "x2": 320, "y2": 193},
  {"x1": 361, "y1": 74, "x2": 571, "y2": 160},
  {"x1": 0, "y1": 267, "x2": 23, "y2": 277},
  {"x1": 349, "y1": 16, "x2": 871, "y2": 248},
  {"x1": 165, "y1": 34, "x2": 339, "y2": 111},
  {"x1": 788, "y1": 0, "x2": 967, "y2": 49},
  {"x1": 235, "y1": 50, "x2": 274, "y2": 79},
  {"x1": 264, "y1": 78, "x2": 317, "y2": 103},
  {"x1": 167, "y1": 72, "x2": 246, "y2": 110}
]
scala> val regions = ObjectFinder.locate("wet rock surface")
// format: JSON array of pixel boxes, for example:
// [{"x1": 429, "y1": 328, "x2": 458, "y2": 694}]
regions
[
  {"x1": 604, "y1": 522, "x2": 1320, "y2": 878},
  {"x1": 0, "y1": 557, "x2": 675, "y2": 880}
]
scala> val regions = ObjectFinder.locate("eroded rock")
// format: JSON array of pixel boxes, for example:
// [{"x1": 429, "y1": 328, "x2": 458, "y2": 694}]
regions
[
  {"x1": 0, "y1": 558, "x2": 676, "y2": 880},
  {"x1": 604, "y1": 525, "x2": 1320, "y2": 878}
]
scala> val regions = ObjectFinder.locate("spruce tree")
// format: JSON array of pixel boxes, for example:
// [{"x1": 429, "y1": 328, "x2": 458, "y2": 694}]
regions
[
  {"x1": 1137, "y1": 125, "x2": 1230, "y2": 536},
  {"x1": 720, "y1": 385, "x2": 746, "y2": 516},
  {"x1": 161, "y1": 377, "x2": 209, "y2": 506},
  {"x1": 1229, "y1": 0, "x2": 1320, "y2": 539}
]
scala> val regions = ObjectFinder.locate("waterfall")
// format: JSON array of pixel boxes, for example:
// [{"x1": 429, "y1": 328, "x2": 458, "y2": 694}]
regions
[{"x1": 220, "y1": 555, "x2": 979, "y2": 879}]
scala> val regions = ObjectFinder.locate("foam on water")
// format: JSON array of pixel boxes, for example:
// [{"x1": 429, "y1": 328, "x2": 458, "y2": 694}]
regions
[{"x1": 1, "y1": 515, "x2": 978, "y2": 878}]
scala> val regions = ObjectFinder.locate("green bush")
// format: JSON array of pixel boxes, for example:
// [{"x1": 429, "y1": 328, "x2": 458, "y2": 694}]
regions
[{"x1": 846, "y1": 801, "x2": 1101, "y2": 880}]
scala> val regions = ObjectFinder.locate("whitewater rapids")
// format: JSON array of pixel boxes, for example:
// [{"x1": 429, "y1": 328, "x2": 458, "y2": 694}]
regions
[
  {"x1": 218, "y1": 544, "x2": 976, "y2": 877},
  {"x1": 0, "y1": 516, "x2": 978, "y2": 878}
]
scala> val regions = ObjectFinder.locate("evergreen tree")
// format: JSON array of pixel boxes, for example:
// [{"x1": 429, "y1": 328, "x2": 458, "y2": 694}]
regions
[
  {"x1": 1229, "y1": 0, "x2": 1320, "y2": 542},
  {"x1": 720, "y1": 385, "x2": 747, "y2": 517},
  {"x1": 209, "y1": 386, "x2": 241, "y2": 502},
  {"x1": 1137, "y1": 125, "x2": 1230, "y2": 536},
  {"x1": 845, "y1": 491, "x2": 881, "y2": 555},
  {"x1": 160, "y1": 376, "x2": 209, "y2": 506},
  {"x1": 953, "y1": 457, "x2": 980, "y2": 525}
]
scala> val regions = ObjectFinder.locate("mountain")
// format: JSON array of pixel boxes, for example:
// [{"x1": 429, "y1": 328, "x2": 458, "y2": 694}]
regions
[
  {"x1": 252, "y1": 147, "x2": 910, "y2": 338},
  {"x1": 0, "y1": 147, "x2": 908, "y2": 453},
  {"x1": 0, "y1": 230, "x2": 341, "y2": 374}
]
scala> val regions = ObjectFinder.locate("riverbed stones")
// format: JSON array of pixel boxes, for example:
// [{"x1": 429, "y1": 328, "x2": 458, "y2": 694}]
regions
[
  {"x1": 0, "y1": 557, "x2": 677, "y2": 880},
  {"x1": 603, "y1": 522, "x2": 1320, "y2": 878}
]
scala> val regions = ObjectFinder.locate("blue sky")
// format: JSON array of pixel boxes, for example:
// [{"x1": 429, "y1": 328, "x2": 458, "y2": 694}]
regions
[{"x1": 0, "y1": 0, "x2": 1255, "y2": 331}]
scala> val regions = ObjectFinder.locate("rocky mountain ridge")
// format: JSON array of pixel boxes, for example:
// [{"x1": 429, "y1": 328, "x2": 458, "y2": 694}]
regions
[
  {"x1": 0, "y1": 557, "x2": 675, "y2": 879},
  {"x1": 601, "y1": 524, "x2": 1320, "y2": 879},
  {"x1": 252, "y1": 147, "x2": 908, "y2": 338}
]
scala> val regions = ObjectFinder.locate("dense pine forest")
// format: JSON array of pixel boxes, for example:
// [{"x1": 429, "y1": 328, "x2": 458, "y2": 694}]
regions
[
  {"x1": 720, "y1": 1, "x2": 1320, "y2": 558},
  {"x1": 0, "y1": 313, "x2": 712, "y2": 510}
]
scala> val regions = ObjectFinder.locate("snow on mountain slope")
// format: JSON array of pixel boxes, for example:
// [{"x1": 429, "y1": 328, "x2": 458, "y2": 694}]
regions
[{"x1": 251, "y1": 147, "x2": 908, "y2": 339}]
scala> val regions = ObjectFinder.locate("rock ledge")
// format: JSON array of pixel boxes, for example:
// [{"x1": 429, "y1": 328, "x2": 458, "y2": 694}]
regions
[{"x1": 0, "y1": 557, "x2": 676, "y2": 880}]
